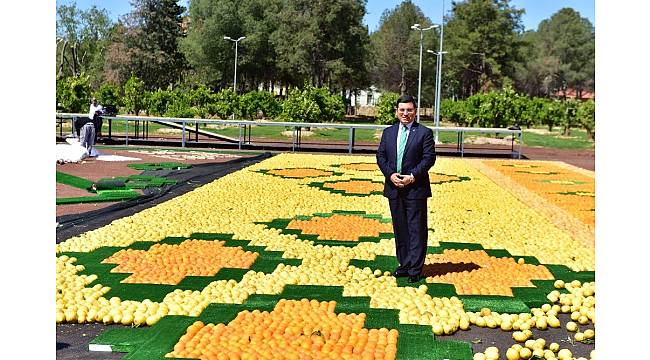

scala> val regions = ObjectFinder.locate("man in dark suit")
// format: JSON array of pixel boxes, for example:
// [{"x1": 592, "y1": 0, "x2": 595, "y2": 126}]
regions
[{"x1": 376, "y1": 95, "x2": 436, "y2": 283}]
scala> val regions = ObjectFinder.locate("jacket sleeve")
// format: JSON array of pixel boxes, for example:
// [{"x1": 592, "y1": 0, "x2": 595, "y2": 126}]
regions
[
  {"x1": 376, "y1": 129, "x2": 392, "y2": 178},
  {"x1": 410, "y1": 128, "x2": 436, "y2": 179}
]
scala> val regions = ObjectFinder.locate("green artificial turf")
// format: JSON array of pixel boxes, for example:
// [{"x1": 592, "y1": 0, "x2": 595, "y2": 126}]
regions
[
  {"x1": 56, "y1": 189, "x2": 141, "y2": 205},
  {"x1": 60, "y1": 233, "x2": 301, "y2": 302},
  {"x1": 127, "y1": 162, "x2": 191, "y2": 171},
  {"x1": 56, "y1": 171, "x2": 94, "y2": 190},
  {"x1": 91, "y1": 284, "x2": 474, "y2": 360}
]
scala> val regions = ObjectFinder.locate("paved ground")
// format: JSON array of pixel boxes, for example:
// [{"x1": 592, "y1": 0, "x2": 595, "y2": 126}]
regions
[{"x1": 55, "y1": 144, "x2": 595, "y2": 359}]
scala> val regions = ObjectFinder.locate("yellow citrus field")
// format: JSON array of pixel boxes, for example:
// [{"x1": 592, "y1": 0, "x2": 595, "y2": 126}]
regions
[{"x1": 56, "y1": 154, "x2": 595, "y2": 359}]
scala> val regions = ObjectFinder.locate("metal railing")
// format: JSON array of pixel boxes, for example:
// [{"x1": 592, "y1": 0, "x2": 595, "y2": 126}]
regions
[{"x1": 55, "y1": 113, "x2": 523, "y2": 158}]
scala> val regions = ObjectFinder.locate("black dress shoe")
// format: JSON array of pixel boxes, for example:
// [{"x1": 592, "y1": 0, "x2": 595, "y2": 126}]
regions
[
  {"x1": 392, "y1": 270, "x2": 408, "y2": 277},
  {"x1": 408, "y1": 275, "x2": 422, "y2": 283}
]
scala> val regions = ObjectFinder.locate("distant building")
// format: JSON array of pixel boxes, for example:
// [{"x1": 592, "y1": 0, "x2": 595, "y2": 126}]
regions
[
  {"x1": 350, "y1": 86, "x2": 383, "y2": 107},
  {"x1": 553, "y1": 88, "x2": 595, "y2": 100}
]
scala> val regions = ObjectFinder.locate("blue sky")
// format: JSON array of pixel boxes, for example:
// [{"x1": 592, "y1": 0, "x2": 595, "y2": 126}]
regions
[{"x1": 57, "y1": 0, "x2": 595, "y2": 32}]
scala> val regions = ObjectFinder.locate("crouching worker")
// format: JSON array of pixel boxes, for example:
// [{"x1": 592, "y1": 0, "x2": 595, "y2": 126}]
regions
[{"x1": 81, "y1": 97, "x2": 104, "y2": 154}]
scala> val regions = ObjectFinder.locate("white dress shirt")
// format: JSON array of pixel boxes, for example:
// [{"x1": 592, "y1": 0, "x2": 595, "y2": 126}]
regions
[
  {"x1": 89, "y1": 103, "x2": 103, "y2": 119},
  {"x1": 396, "y1": 122, "x2": 415, "y2": 181}
]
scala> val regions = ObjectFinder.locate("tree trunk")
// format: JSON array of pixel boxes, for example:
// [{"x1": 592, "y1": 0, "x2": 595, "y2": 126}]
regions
[
  {"x1": 400, "y1": 65, "x2": 406, "y2": 95},
  {"x1": 58, "y1": 41, "x2": 68, "y2": 78},
  {"x1": 70, "y1": 44, "x2": 80, "y2": 77}
]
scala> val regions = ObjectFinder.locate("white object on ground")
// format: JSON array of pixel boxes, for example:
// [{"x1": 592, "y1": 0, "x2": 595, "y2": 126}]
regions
[
  {"x1": 95, "y1": 155, "x2": 141, "y2": 162},
  {"x1": 56, "y1": 143, "x2": 88, "y2": 163}
]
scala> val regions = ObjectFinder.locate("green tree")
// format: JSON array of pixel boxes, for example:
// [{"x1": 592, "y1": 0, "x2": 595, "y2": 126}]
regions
[
  {"x1": 211, "y1": 89, "x2": 241, "y2": 119},
  {"x1": 375, "y1": 92, "x2": 400, "y2": 125},
  {"x1": 560, "y1": 98, "x2": 580, "y2": 136},
  {"x1": 123, "y1": 75, "x2": 147, "y2": 115},
  {"x1": 270, "y1": 0, "x2": 371, "y2": 90},
  {"x1": 442, "y1": 0, "x2": 525, "y2": 98},
  {"x1": 180, "y1": 0, "x2": 283, "y2": 90},
  {"x1": 440, "y1": 99, "x2": 468, "y2": 126},
  {"x1": 56, "y1": 3, "x2": 113, "y2": 85},
  {"x1": 543, "y1": 100, "x2": 565, "y2": 132},
  {"x1": 95, "y1": 83, "x2": 123, "y2": 108},
  {"x1": 121, "y1": 0, "x2": 188, "y2": 89},
  {"x1": 533, "y1": 8, "x2": 595, "y2": 98},
  {"x1": 56, "y1": 74, "x2": 93, "y2": 112},
  {"x1": 240, "y1": 91, "x2": 282, "y2": 119},
  {"x1": 577, "y1": 99, "x2": 595, "y2": 140},
  {"x1": 280, "y1": 89, "x2": 322, "y2": 123},
  {"x1": 369, "y1": 0, "x2": 436, "y2": 102},
  {"x1": 280, "y1": 84, "x2": 344, "y2": 123},
  {"x1": 146, "y1": 88, "x2": 175, "y2": 116}
]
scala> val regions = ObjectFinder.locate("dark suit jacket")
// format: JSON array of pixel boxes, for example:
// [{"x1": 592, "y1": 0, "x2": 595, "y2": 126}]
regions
[{"x1": 376, "y1": 121, "x2": 436, "y2": 199}]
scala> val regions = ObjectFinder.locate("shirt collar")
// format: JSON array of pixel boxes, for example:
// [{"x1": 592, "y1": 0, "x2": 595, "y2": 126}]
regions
[{"x1": 401, "y1": 122, "x2": 414, "y2": 131}]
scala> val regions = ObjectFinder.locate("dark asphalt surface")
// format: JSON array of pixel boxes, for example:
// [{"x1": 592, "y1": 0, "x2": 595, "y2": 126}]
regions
[{"x1": 57, "y1": 323, "x2": 126, "y2": 359}]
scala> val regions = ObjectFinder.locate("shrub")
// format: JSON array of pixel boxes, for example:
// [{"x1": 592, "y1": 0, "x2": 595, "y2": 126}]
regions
[
  {"x1": 280, "y1": 84, "x2": 344, "y2": 123},
  {"x1": 211, "y1": 88, "x2": 241, "y2": 119},
  {"x1": 440, "y1": 99, "x2": 468, "y2": 126},
  {"x1": 146, "y1": 89, "x2": 176, "y2": 116},
  {"x1": 374, "y1": 92, "x2": 400, "y2": 125},
  {"x1": 577, "y1": 99, "x2": 595, "y2": 140},
  {"x1": 56, "y1": 74, "x2": 92, "y2": 113},
  {"x1": 240, "y1": 91, "x2": 282, "y2": 119},
  {"x1": 560, "y1": 98, "x2": 580, "y2": 136},
  {"x1": 123, "y1": 76, "x2": 146, "y2": 115},
  {"x1": 280, "y1": 88, "x2": 321, "y2": 123},
  {"x1": 164, "y1": 94, "x2": 198, "y2": 118},
  {"x1": 186, "y1": 85, "x2": 215, "y2": 118},
  {"x1": 95, "y1": 83, "x2": 123, "y2": 109},
  {"x1": 543, "y1": 100, "x2": 565, "y2": 132}
]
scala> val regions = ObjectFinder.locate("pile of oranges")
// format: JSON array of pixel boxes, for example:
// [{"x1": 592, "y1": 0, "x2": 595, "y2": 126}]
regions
[
  {"x1": 323, "y1": 180, "x2": 383, "y2": 195},
  {"x1": 103, "y1": 240, "x2": 258, "y2": 285},
  {"x1": 424, "y1": 249, "x2": 554, "y2": 296},
  {"x1": 287, "y1": 214, "x2": 393, "y2": 241},
  {"x1": 166, "y1": 299, "x2": 399, "y2": 360}
]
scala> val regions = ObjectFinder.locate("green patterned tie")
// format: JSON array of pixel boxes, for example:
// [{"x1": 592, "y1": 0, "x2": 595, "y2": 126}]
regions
[{"x1": 396, "y1": 125, "x2": 408, "y2": 173}]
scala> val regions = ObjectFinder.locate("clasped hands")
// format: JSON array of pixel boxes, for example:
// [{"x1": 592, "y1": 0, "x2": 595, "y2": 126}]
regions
[{"x1": 390, "y1": 173, "x2": 414, "y2": 188}]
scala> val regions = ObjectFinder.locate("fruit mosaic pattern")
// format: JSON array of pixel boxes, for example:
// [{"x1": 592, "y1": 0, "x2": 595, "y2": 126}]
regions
[
  {"x1": 480, "y1": 160, "x2": 595, "y2": 229},
  {"x1": 321, "y1": 179, "x2": 384, "y2": 195},
  {"x1": 55, "y1": 154, "x2": 595, "y2": 359},
  {"x1": 166, "y1": 299, "x2": 400, "y2": 360},
  {"x1": 286, "y1": 214, "x2": 394, "y2": 241},
  {"x1": 102, "y1": 240, "x2": 258, "y2": 285},
  {"x1": 128, "y1": 149, "x2": 241, "y2": 161},
  {"x1": 422, "y1": 249, "x2": 554, "y2": 296},
  {"x1": 267, "y1": 168, "x2": 335, "y2": 178}
]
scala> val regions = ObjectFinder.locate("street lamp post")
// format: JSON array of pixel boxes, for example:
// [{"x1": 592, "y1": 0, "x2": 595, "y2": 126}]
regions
[
  {"x1": 433, "y1": 0, "x2": 446, "y2": 143},
  {"x1": 427, "y1": 50, "x2": 447, "y2": 132},
  {"x1": 428, "y1": 49, "x2": 447, "y2": 142},
  {"x1": 411, "y1": 23, "x2": 439, "y2": 122},
  {"x1": 223, "y1": 36, "x2": 246, "y2": 93}
]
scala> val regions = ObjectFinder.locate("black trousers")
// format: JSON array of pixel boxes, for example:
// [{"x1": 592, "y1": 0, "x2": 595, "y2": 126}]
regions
[{"x1": 388, "y1": 197, "x2": 428, "y2": 276}]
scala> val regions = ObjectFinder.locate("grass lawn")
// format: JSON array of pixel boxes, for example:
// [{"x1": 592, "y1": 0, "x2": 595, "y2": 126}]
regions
[
  {"x1": 56, "y1": 119, "x2": 594, "y2": 150},
  {"x1": 521, "y1": 127, "x2": 594, "y2": 150}
]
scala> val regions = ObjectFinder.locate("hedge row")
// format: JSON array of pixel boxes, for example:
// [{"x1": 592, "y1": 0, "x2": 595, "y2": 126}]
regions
[
  {"x1": 56, "y1": 75, "x2": 594, "y2": 139},
  {"x1": 56, "y1": 75, "x2": 345, "y2": 123},
  {"x1": 439, "y1": 88, "x2": 595, "y2": 139}
]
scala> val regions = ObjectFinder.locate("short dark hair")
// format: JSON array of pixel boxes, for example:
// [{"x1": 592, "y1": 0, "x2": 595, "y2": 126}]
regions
[{"x1": 395, "y1": 95, "x2": 417, "y2": 109}]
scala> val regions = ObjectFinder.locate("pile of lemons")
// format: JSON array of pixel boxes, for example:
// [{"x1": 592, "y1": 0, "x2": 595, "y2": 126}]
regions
[{"x1": 472, "y1": 279, "x2": 595, "y2": 359}]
